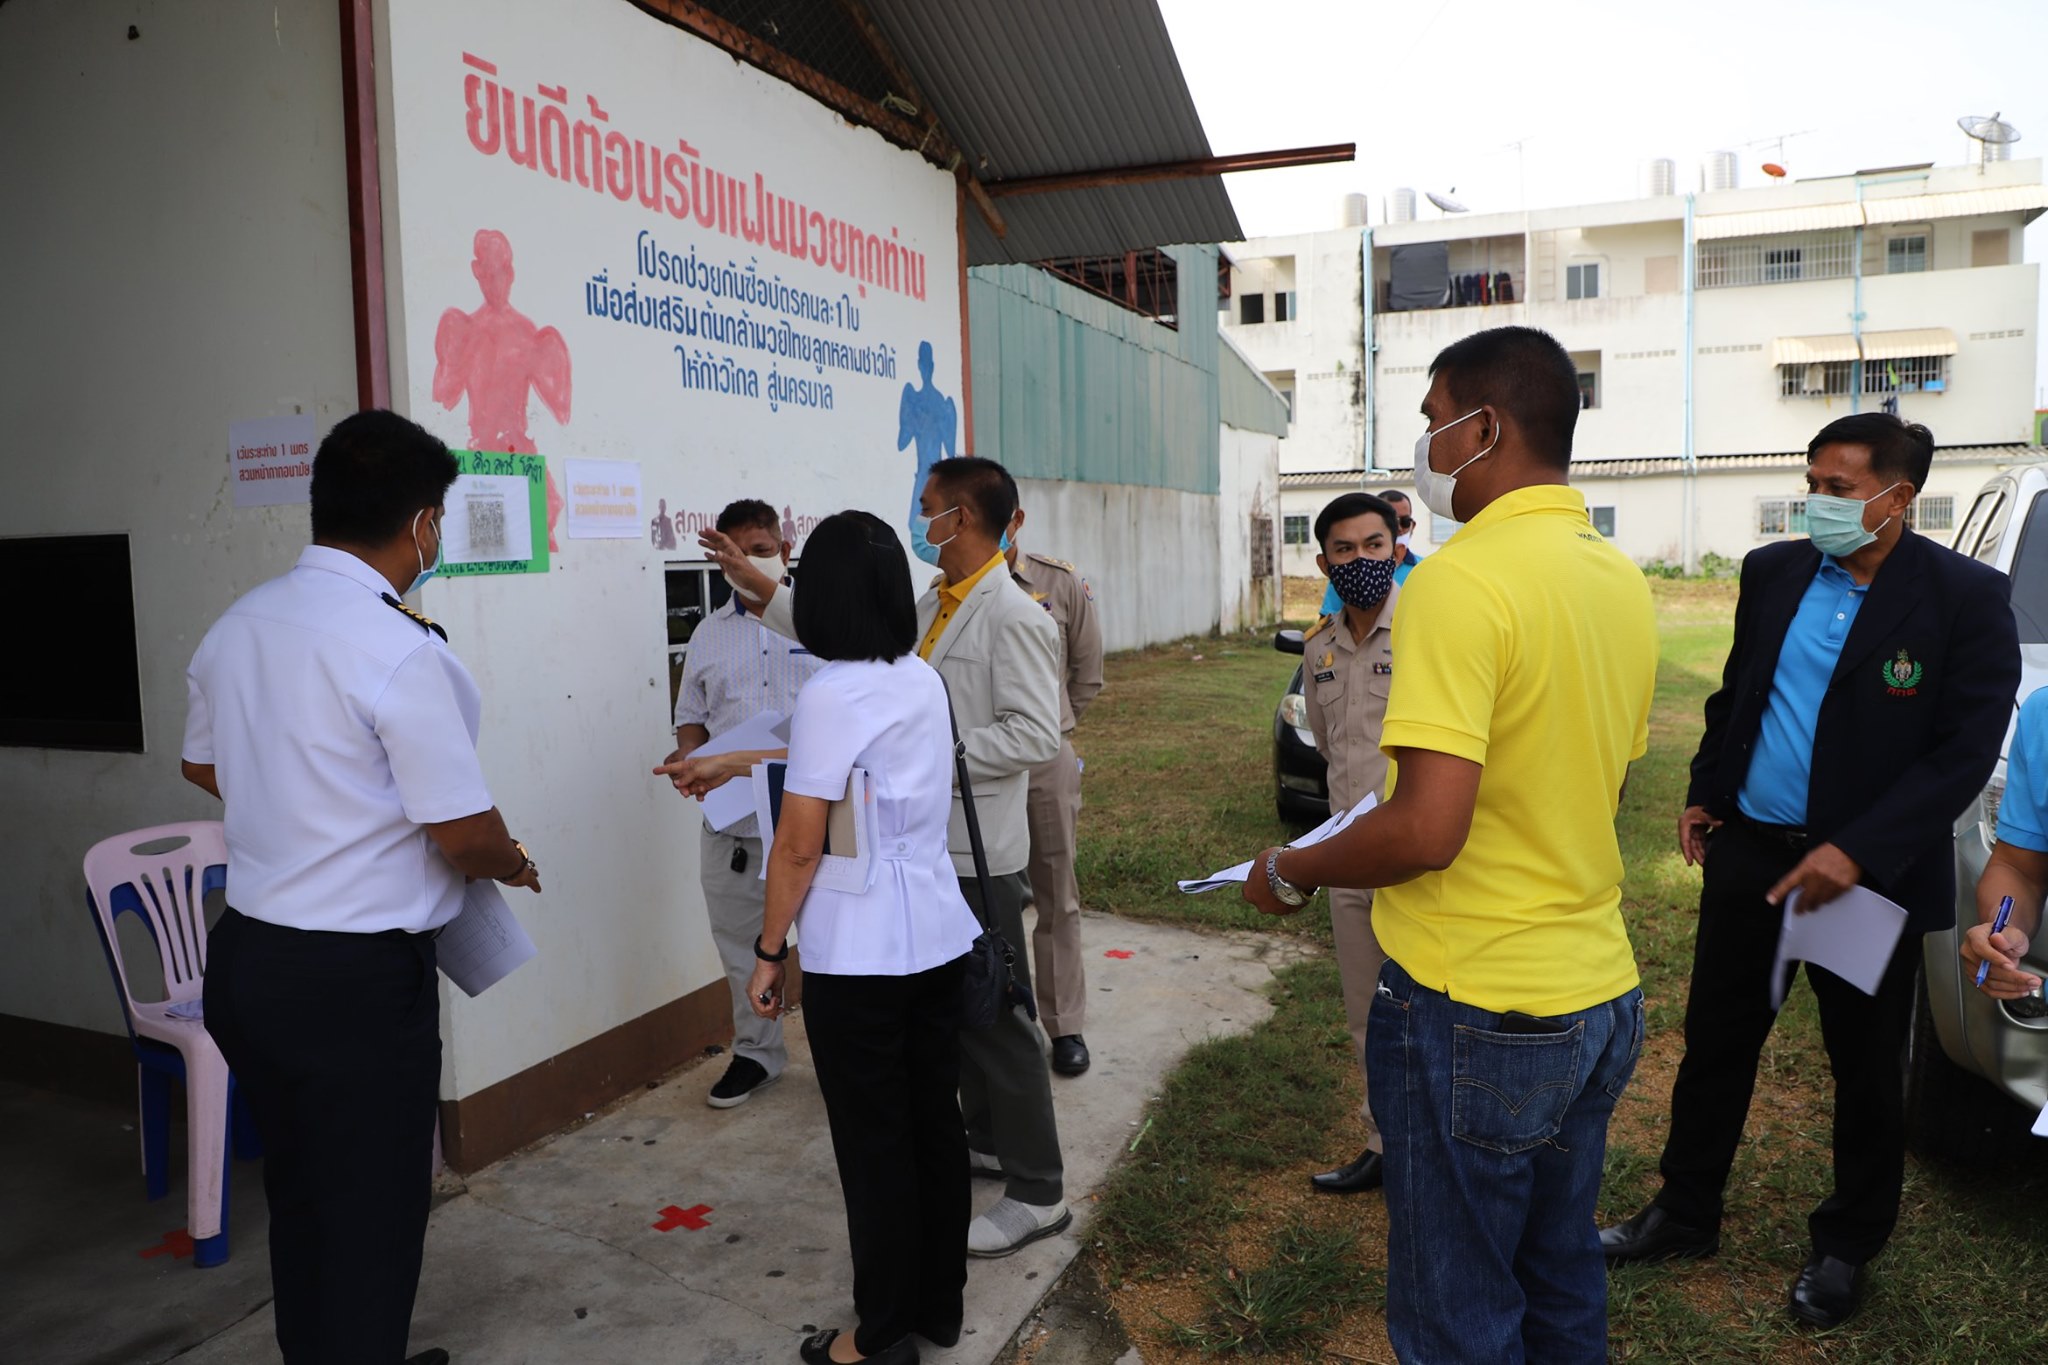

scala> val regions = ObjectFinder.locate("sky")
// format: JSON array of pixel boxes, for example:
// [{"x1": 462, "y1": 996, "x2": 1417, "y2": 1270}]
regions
[{"x1": 1157, "y1": 0, "x2": 2048, "y2": 406}]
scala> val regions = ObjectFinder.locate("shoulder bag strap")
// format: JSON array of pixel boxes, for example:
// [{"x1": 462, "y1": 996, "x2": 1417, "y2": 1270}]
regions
[{"x1": 938, "y1": 674, "x2": 997, "y2": 932}]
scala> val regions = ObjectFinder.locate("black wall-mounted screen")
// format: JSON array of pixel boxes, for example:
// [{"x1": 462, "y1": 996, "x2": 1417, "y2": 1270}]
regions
[{"x1": 0, "y1": 534, "x2": 144, "y2": 751}]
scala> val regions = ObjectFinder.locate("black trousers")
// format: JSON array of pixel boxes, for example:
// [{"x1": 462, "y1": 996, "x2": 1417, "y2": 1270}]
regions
[
  {"x1": 203, "y1": 908, "x2": 442, "y2": 1365},
  {"x1": 804, "y1": 954, "x2": 970, "y2": 1355},
  {"x1": 1653, "y1": 820, "x2": 1923, "y2": 1263},
  {"x1": 957, "y1": 871, "x2": 1065, "y2": 1204}
]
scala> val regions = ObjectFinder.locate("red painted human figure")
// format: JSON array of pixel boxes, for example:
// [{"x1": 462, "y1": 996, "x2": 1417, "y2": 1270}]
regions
[{"x1": 433, "y1": 229, "x2": 571, "y2": 549}]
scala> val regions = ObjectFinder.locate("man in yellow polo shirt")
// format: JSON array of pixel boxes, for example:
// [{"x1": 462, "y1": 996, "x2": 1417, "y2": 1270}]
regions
[{"x1": 1246, "y1": 325, "x2": 1657, "y2": 1363}]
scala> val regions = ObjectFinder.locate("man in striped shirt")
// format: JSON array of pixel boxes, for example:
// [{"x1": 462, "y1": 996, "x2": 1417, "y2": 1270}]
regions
[{"x1": 667, "y1": 498, "x2": 822, "y2": 1108}]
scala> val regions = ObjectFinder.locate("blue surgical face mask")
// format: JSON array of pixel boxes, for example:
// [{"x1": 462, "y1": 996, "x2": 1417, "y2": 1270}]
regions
[
  {"x1": 408, "y1": 509, "x2": 443, "y2": 594},
  {"x1": 911, "y1": 505, "x2": 959, "y2": 565},
  {"x1": 1806, "y1": 481, "x2": 1901, "y2": 558}
]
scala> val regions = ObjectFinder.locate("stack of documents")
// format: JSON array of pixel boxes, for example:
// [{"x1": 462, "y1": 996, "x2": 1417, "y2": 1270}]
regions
[
  {"x1": 753, "y1": 761, "x2": 878, "y2": 895},
  {"x1": 692, "y1": 710, "x2": 793, "y2": 832},
  {"x1": 1177, "y1": 796, "x2": 1377, "y2": 894}
]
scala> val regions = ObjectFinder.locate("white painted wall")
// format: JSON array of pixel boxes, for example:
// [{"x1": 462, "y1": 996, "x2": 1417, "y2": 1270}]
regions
[
  {"x1": 0, "y1": 1, "x2": 356, "y2": 1035},
  {"x1": 1220, "y1": 229, "x2": 1366, "y2": 477},
  {"x1": 1014, "y1": 479, "x2": 1218, "y2": 654},
  {"x1": 378, "y1": 0, "x2": 965, "y2": 1101},
  {"x1": 1218, "y1": 425, "x2": 1282, "y2": 633}
]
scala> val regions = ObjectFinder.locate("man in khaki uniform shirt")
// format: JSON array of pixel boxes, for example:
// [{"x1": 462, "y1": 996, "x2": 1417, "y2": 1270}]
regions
[
  {"x1": 1300, "y1": 492, "x2": 1404, "y2": 1195},
  {"x1": 1007, "y1": 516, "x2": 1105, "y2": 1076}
]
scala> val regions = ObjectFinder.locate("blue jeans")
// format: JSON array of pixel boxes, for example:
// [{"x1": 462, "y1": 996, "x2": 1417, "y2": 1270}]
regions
[{"x1": 1369, "y1": 958, "x2": 1644, "y2": 1364}]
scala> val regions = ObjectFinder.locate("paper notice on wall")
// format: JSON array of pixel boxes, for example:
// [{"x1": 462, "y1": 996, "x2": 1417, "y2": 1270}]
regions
[
  {"x1": 437, "y1": 880, "x2": 539, "y2": 997},
  {"x1": 229, "y1": 414, "x2": 317, "y2": 508},
  {"x1": 564, "y1": 459, "x2": 644, "y2": 539},
  {"x1": 438, "y1": 451, "x2": 550, "y2": 576}
]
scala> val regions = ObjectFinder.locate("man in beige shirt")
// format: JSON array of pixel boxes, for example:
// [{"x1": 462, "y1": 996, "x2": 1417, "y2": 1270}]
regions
[
  {"x1": 1006, "y1": 517, "x2": 1105, "y2": 1076},
  {"x1": 1299, "y1": 492, "x2": 1404, "y2": 1195}
]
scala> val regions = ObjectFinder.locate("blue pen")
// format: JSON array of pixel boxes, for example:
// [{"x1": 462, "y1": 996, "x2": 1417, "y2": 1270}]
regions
[{"x1": 1976, "y1": 895, "x2": 2016, "y2": 989}]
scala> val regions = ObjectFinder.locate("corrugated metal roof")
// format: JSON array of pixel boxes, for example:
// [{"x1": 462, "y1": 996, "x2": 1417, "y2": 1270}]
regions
[
  {"x1": 864, "y1": 0, "x2": 1243, "y2": 264},
  {"x1": 1863, "y1": 184, "x2": 2048, "y2": 225},
  {"x1": 1695, "y1": 202, "x2": 1864, "y2": 241}
]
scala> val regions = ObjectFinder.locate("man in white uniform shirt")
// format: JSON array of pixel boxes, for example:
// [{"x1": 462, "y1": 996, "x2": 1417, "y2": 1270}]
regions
[
  {"x1": 666, "y1": 498, "x2": 821, "y2": 1108},
  {"x1": 186, "y1": 411, "x2": 540, "y2": 1365}
]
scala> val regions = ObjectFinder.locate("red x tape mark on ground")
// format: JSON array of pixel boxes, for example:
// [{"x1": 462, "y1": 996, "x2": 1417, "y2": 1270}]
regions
[
  {"x1": 1103, "y1": 949, "x2": 1134, "y2": 959},
  {"x1": 140, "y1": 1229, "x2": 195, "y2": 1260},
  {"x1": 651, "y1": 1204, "x2": 713, "y2": 1232}
]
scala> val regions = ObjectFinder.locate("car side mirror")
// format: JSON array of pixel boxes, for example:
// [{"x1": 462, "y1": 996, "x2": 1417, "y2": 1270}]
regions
[{"x1": 1274, "y1": 629, "x2": 1305, "y2": 656}]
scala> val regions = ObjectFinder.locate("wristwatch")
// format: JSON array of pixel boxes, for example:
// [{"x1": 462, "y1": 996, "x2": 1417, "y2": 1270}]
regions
[
  {"x1": 1265, "y1": 849, "x2": 1311, "y2": 908},
  {"x1": 754, "y1": 935, "x2": 790, "y2": 963},
  {"x1": 497, "y1": 840, "x2": 535, "y2": 884}
]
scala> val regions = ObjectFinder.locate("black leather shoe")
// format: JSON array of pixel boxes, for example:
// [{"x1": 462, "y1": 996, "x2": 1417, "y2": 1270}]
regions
[
  {"x1": 1050, "y1": 1035, "x2": 1090, "y2": 1075},
  {"x1": 798, "y1": 1328, "x2": 920, "y2": 1363},
  {"x1": 1598, "y1": 1204, "x2": 1720, "y2": 1263},
  {"x1": 405, "y1": 1352, "x2": 450, "y2": 1365},
  {"x1": 1789, "y1": 1252, "x2": 1864, "y2": 1329},
  {"x1": 1309, "y1": 1148, "x2": 1383, "y2": 1194}
]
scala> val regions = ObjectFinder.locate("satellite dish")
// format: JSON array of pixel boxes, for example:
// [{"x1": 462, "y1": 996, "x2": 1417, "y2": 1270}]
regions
[
  {"x1": 1959, "y1": 112, "x2": 2022, "y2": 170},
  {"x1": 1762, "y1": 162, "x2": 1788, "y2": 179},
  {"x1": 1426, "y1": 191, "x2": 1468, "y2": 214}
]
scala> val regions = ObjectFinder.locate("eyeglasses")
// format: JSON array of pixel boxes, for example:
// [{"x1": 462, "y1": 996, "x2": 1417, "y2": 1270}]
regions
[{"x1": 1397, "y1": 516, "x2": 1415, "y2": 530}]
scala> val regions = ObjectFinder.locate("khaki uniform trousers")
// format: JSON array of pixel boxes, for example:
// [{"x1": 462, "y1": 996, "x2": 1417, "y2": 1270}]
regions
[
  {"x1": 1331, "y1": 884, "x2": 1384, "y2": 1152},
  {"x1": 1024, "y1": 737, "x2": 1085, "y2": 1038}
]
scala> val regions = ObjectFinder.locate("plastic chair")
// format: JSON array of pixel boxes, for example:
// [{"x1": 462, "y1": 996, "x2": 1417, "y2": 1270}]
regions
[{"x1": 83, "y1": 821, "x2": 259, "y2": 1268}]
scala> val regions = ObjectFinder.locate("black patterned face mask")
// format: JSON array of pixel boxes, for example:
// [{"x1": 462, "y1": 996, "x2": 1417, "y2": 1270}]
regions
[{"x1": 1327, "y1": 553, "x2": 1397, "y2": 611}]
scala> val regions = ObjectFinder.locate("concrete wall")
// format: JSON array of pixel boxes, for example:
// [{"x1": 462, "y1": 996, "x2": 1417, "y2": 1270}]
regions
[
  {"x1": 1014, "y1": 479, "x2": 1218, "y2": 652},
  {"x1": 1218, "y1": 425, "x2": 1283, "y2": 633},
  {"x1": 0, "y1": 1, "x2": 356, "y2": 1036},
  {"x1": 1219, "y1": 229, "x2": 1366, "y2": 477}
]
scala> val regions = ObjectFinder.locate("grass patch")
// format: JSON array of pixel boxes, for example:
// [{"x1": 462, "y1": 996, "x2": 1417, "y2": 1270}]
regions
[
  {"x1": 1165, "y1": 1220, "x2": 1378, "y2": 1357},
  {"x1": 1091, "y1": 956, "x2": 1351, "y2": 1279},
  {"x1": 1088, "y1": 576, "x2": 2048, "y2": 1361}
]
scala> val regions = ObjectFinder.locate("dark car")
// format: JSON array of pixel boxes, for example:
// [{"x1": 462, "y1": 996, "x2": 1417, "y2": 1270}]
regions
[{"x1": 1273, "y1": 629, "x2": 1329, "y2": 824}]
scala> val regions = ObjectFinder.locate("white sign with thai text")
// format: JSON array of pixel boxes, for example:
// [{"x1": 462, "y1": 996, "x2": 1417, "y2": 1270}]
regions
[{"x1": 228, "y1": 414, "x2": 317, "y2": 509}]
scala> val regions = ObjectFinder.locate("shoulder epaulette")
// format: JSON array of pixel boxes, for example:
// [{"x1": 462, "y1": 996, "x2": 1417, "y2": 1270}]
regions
[
  {"x1": 1028, "y1": 553, "x2": 1076, "y2": 573},
  {"x1": 380, "y1": 592, "x2": 448, "y2": 642},
  {"x1": 1304, "y1": 613, "x2": 1336, "y2": 640}
]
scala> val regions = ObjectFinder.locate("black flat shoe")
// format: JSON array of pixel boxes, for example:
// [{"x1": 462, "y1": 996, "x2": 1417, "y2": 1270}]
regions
[
  {"x1": 1598, "y1": 1204, "x2": 1719, "y2": 1264},
  {"x1": 1789, "y1": 1252, "x2": 1864, "y2": 1329},
  {"x1": 1309, "y1": 1148, "x2": 1383, "y2": 1194},
  {"x1": 798, "y1": 1328, "x2": 920, "y2": 1364},
  {"x1": 1051, "y1": 1034, "x2": 1090, "y2": 1075}
]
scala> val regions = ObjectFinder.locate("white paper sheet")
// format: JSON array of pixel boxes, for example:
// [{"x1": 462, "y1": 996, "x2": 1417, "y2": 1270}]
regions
[
  {"x1": 441, "y1": 473, "x2": 534, "y2": 565},
  {"x1": 2032, "y1": 1098, "x2": 2048, "y2": 1138},
  {"x1": 1771, "y1": 885, "x2": 1910, "y2": 1009},
  {"x1": 689, "y1": 711, "x2": 791, "y2": 832},
  {"x1": 563, "y1": 458, "x2": 644, "y2": 540},
  {"x1": 437, "y1": 880, "x2": 538, "y2": 998},
  {"x1": 229, "y1": 414, "x2": 317, "y2": 508},
  {"x1": 1177, "y1": 795, "x2": 1378, "y2": 894}
]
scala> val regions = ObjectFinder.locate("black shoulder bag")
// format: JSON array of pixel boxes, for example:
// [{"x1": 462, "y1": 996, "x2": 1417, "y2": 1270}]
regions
[{"x1": 942, "y1": 680, "x2": 1037, "y2": 1031}]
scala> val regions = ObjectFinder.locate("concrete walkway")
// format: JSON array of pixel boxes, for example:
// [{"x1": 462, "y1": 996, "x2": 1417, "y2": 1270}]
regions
[{"x1": 9, "y1": 913, "x2": 1296, "y2": 1365}]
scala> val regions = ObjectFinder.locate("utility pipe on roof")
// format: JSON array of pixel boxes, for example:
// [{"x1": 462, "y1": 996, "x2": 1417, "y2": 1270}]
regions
[{"x1": 1849, "y1": 170, "x2": 1932, "y2": 415}]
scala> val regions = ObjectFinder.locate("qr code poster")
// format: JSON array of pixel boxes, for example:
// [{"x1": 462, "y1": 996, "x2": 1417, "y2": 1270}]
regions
[{"x1": 439, "y1": 451, "x2": 551, "y2": 576}]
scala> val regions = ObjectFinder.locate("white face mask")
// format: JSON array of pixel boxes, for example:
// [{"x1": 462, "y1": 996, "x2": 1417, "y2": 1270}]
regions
[
  {"x1": 1412, "y1": 409, "x2": 1495, "y2": 523},
  {"x1": 728, "y1": 553, "x2": 787, "y2": 604}
]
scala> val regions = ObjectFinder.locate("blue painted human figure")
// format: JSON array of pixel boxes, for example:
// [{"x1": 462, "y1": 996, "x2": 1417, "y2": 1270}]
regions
[{"x1": 899, "y1": 341, "x2": 958, "y2": 556}]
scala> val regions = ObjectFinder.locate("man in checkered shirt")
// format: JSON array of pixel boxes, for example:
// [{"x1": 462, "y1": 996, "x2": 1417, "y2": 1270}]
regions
[{"x1": 667, "y1": 499, "x2": 822, "y2": 1108}]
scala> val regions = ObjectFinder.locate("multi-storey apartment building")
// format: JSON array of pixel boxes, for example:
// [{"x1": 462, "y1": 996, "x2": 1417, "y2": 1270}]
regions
[{"x1": 1225, "y1": 157, "x2": 2046, "y2": 572}]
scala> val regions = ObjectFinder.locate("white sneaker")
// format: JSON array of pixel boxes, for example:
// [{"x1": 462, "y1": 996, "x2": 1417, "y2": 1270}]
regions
[{"x1": 967, "y1": 1197, "x2": 1071, "y2": 1257}]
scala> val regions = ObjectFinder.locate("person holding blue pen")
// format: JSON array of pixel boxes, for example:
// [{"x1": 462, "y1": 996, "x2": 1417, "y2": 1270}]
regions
[{"x1": 1960, "y1": 687, "x2": 2048, "y2": 1000}]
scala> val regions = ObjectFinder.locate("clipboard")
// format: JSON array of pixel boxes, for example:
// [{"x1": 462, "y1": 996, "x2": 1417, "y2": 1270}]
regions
[{"x1": 752, "y1": 761, "x2": 876, "y2": 893}]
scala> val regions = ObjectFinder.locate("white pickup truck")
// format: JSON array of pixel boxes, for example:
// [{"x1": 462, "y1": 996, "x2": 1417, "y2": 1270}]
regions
[{"x1": 1908, "y1": 460, "x2": 2048, "y2": 1160}]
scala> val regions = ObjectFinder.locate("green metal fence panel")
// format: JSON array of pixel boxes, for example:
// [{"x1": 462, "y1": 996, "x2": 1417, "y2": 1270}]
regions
[{"x1": 967, "y1": 244, "x2": 1220, "y2": 495}]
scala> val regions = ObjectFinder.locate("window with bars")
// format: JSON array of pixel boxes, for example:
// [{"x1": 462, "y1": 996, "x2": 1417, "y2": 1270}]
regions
[
  {"x1": 1779, "y1": 355, "x2": 1948, "y2": 398},
  {"x1": 1698, "y1": 231, "x2": 1856, "y2": 288},
  {"x1": 1907, "y1": 495, "x2": 1955, "y2": 532},
  {"x1": 1758, "y1": 497, "x2": 1809, "y2": 537},
  {"x1": 1282, "y1": 514, "x2": 1311, "y2": 546}
]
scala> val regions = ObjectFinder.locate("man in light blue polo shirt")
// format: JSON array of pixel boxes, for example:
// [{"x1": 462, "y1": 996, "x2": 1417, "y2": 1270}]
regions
[
  {"x1": 1962, "y1": 687, "x2": 2048, "y2": 998},
  {"x1": 1731, "y1": 557, "x2": 1870, "y2": 826}
]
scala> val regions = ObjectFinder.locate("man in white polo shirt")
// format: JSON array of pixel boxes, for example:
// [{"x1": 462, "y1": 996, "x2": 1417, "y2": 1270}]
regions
[{"x1": 186, "y1": 410, "x2": 540, "y2": 1365}]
